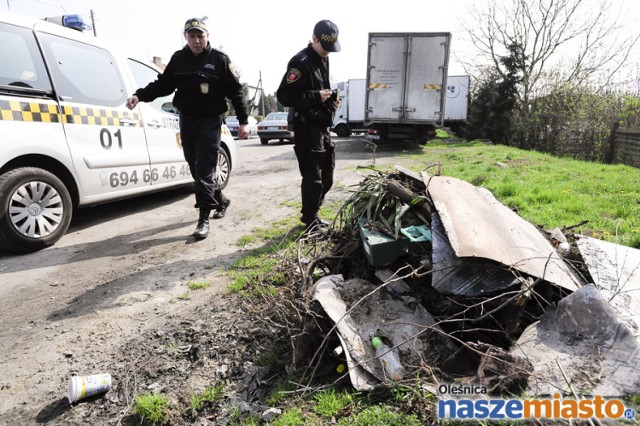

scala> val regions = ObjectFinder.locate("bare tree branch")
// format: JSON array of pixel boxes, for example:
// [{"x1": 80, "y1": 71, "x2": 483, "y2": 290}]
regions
[{"x1": 461, "y1": 0, "x2": 639, "y2": 100}]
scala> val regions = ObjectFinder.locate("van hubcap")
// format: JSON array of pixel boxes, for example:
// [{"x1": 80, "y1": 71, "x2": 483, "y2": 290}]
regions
[{"x1": 10, "y1": 181, "x2": 64, "y2": 238}]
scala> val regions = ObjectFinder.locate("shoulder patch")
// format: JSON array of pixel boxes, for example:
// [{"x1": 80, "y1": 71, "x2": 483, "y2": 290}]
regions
[
  {"x1": 229, "y1": 62, "x2": 240, "y2": 78},
  {"x1": 286, "y1": 68, "x2": 301, "y2": 84}
]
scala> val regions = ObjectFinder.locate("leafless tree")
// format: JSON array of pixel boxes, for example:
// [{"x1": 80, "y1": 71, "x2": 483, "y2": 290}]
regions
[{"x1": 460, "y1": 0, "x2": 640, "y2": 101}]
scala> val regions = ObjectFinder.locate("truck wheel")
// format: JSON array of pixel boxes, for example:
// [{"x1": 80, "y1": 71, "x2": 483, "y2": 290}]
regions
[
  {"x1": 335, "y1": 124, "x2": 351, "y2": 138},
  {"x1": 0, "y1": 167, "x2": 73, "y2": 253},
  {"x1": 216, "y1": 147, "x2": 231, "y2": 190},
  {"x1": 260, "y1": 138, "x2": 269, "y2": 145}
]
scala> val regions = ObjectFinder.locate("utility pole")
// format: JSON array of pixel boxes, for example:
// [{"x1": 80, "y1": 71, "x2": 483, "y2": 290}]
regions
[
  {"x1": 259, "y1": 71, "x2": 265, "y2": 117},
  {"x1": 90, "y1": 10, "x2": 97, "y2": 36},
  {"x1": 7, "y1": 0, "x2": 10, "y2": 11}
]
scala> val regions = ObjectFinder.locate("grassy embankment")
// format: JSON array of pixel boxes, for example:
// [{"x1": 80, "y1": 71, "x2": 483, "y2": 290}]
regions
[{"x1": 218, "y1": 138, "x2": 640, "y2": 425}]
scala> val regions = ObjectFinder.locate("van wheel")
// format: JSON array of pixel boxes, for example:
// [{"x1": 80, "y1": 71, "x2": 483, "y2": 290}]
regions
[
  {"x1": 260, "y1": 138, "x2": 269, "y2": 145},
  {"x1": 335, "y1": 124, "x2": 350, "y2": 138},
  {"x1": 216, "y1": 147, "x2": 231, "y2": 190},
  {"x1": 0, "y1": 167, "x2": 72, "y2": 253}
]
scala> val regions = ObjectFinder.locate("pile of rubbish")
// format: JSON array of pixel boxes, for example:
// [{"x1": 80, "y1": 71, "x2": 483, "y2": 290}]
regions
[{"x1": 307, "y1": 166, "x2": 640, "y2": 398}]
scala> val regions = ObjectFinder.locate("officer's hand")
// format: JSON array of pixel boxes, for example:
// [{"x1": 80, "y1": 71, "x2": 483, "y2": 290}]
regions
[
  {"x1": 319, "y1": 89, "x2": 332, "y2": 103},
  {"x1": 125, "y1": 95, "x2": 139, "y2": 110},
  {"x1": 237, "y1": 124, "x2": 250, "y2": 140},
  {"x1": 332, "y1": 98, "x2": 341, "y2": 110}
]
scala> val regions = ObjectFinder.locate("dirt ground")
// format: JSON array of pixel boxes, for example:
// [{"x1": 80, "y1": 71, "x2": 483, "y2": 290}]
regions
[{"x1": 0, "y1": 136, "x2": 415, "y2": 425}]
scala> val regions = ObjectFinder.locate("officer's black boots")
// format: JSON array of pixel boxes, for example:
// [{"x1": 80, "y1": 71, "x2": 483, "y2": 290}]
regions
[
  {"x1": 193, "y1": 208, "x2": 211, "y2": 239},
  {"x1": 213, "y1": 198, "x2": 231, "y2": 219},
  {"x1": 301, "y1": 215, "x2": 329, "y2": 231}
]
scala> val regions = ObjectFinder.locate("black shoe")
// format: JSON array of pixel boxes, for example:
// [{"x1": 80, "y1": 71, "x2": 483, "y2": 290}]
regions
[
  {"x1": 302, "y1": 216, "x2": 329, "y2": 230},
  {"x1": 193, "y1": 209, "x2": 210, "y2": 239},
  {"x1": 193, "y1": 218, "x2": 209, "y2": 239},
  {"x1": 213, "y1": 198, "x2": 231, "y2": 219}
]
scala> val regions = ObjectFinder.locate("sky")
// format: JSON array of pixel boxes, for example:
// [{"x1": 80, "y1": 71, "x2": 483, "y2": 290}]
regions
[
  {"x1": 4, "y1": 0, "x2": 639, "y2": 95},
  {"x1": 3, "y1": 0, "x2": 474, "y2": 94}
]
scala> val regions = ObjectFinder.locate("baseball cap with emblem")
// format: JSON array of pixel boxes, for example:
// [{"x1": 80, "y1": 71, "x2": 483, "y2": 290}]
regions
[
  {"x1": 184, "y1": 18, "x2": 207, "y2": 33},
  {"x1": 313, "y1": 20, "x2": 341, "y2": 53}
]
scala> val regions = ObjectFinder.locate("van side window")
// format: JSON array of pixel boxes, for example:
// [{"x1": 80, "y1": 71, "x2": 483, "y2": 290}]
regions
[
  {"x1": 0, "y1": 23, "x2": 51, "y2": 91},
  {"x1": 127, "y1": 58, "x2": 178, "y2": 114},
  {"x1": 38, "y1": 33, "x2": 127, "y2": 106}
]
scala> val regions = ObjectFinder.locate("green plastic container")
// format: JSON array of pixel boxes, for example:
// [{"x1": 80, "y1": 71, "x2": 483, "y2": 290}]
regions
[{"x1": 358, "y1": 218, "x2": 432, "y2": 267}]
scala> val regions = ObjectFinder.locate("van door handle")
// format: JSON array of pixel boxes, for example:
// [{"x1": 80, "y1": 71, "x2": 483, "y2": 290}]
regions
[
  {"x1": 146, "y1": 120, "x2": 162, "y2": 129},
  {"x1": 119, "y1": 118, "x2": 138, "y2": 126}
]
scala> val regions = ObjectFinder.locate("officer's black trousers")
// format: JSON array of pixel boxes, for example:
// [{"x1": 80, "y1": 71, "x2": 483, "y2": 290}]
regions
[
  {"x1": 179, "y1": 115, "x2": 227, "y2": 211},
  {"x1": 293, "y1": 124, "x2": 335, "y2": 222}
]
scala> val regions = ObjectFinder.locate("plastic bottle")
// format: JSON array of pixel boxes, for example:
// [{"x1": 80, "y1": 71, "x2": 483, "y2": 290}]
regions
[{"x1": 371, "y1": 336, "x2": 406, "y2": 381}]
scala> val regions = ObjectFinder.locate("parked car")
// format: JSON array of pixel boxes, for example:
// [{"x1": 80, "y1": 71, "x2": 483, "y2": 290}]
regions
[
  {"x1": 225, "y1": 115, "x2": 258, "y2": 138},
  {"x1": 0, "y1": 11, "x2": 238, "y2": 253},
  {"x1": 257, "y1": 112, "x2": 294, "y2": 145}
]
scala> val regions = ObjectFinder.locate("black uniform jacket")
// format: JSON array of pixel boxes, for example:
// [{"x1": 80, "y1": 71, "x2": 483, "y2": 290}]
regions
[
  {"x1": 135, "y1": 44, "x2": 248, "y2": 124},
  {"x1": 276, "y1": 43, "x2": 333, "y2": 127}
]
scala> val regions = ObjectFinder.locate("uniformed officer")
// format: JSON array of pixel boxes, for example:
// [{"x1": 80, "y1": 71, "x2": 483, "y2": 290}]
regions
[
  {"x1": 276, "y1": 20, "x2": 341, "y2": 230},
  {"x1": 126, "y1": 18, "x2": 249, "y2": 240}
]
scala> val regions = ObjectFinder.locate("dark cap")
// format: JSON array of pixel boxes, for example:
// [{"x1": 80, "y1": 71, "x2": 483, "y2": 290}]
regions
[
  {"x1": 313, "y1": 20, "x2": 341, "y2": 53},
  {"x1": 183, "y1": 18, "x2": 207, "y2": 33}
]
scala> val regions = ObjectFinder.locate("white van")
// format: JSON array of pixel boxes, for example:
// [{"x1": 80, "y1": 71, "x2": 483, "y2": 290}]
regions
[{"x1": 0, "y1": 12, "x2": 238, "y2": 253}]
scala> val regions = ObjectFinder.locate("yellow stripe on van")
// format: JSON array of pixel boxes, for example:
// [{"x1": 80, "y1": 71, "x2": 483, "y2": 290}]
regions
[{"x1": 0, "y1": 100, "x2": 141, "y2": 126}]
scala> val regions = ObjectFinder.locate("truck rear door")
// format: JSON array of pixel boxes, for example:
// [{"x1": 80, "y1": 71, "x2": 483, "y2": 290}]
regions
[
  {"x1": 366, "y1": 34, "x2": 405, "y2": 122},
  {"x1": 405, "y1": 34, "x2": 450, "y2": 122},
  {"x1": 366, "y1": 33, "x2": 450, "y2": 124}
]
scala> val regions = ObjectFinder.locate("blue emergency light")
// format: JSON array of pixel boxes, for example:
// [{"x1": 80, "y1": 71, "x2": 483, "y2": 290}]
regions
[{"x1": 43, "y1": 14, "x2": 92, "y2": 32}]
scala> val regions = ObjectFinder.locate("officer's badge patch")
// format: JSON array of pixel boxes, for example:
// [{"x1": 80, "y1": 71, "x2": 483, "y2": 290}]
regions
[
  {"x1": 229, "y1": 63, "x2": 240, "y2": 78},
  {"x1": 286, "y1": 68, "x2": 301, "y2": 83}
]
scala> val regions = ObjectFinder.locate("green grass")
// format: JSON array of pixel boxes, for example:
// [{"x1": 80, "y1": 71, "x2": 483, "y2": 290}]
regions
[
  {"x1": 253, "y1": 350, "x2": 279, "y2": 367},
  {"x1": 336, "y1": 404, "x2": 421, "y2": 426},
  {"x1": 190, "y1": 383, "x2": 225, "y2": 411},
  {"x1": 176, "y1": 292, "x2": 190, "y2": 300},
  {"x1": 267, "y1": 378, "x2": 298, "y2": 406},
  {"x1": 226, "y1": 204, "x2": 339, "y2": 295},
  {"x1": 401, "y1": 140, "x2": 640, "y2": 248},
  {"x1": 132, "y1": 392, "x2": 171, "y2": 425},
  {"x1": 210, "y1": 136, "x2": 640, "y2": 424},
  {"x1": 187, "y1": 280, "x2": 211, "y2": 290},
  {"x1": 312, "y1": 389, "x2": 354, "y2": 418},
  {"x1": 229, "y1": 215, "x2": 308, "y2": 294},
  {"x1": 272, "y1": 408, "x2": 310, "y2": 426}
]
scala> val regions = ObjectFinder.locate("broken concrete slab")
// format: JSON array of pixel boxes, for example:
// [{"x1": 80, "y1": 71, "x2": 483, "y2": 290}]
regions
[
  {"x1": 311, "y1": 275, "x2": 379, "y2": 391},
  {"x1": 576, "y1": 236, "x2": 640, "y2": 336},
  {"x1": 512, "y1": 284, "x2": 640, "y2": 397},
  {"x1": 431, "y1": 212, "x2": 526, "y2": 296},
  {"x1": 312, "y1": 274, "x2": 457, "y2": 390},
  {"x1": 427, "y1": 176, "x2": 584, "y2": 293}
]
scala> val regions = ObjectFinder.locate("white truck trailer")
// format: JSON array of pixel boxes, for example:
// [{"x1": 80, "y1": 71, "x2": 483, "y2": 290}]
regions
[
  {"x1": 331, "y1": 78, "x2": 366, "y2": 137},
  {"x1": 443, "y1": 74, "x2": 470, "y2": 132},
  {"x1": 332, "y1": 74, "x2": 469, "y2": 138},
  {"x1": 365, "y1": 32, "x2": 451, "y2": 144}
]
